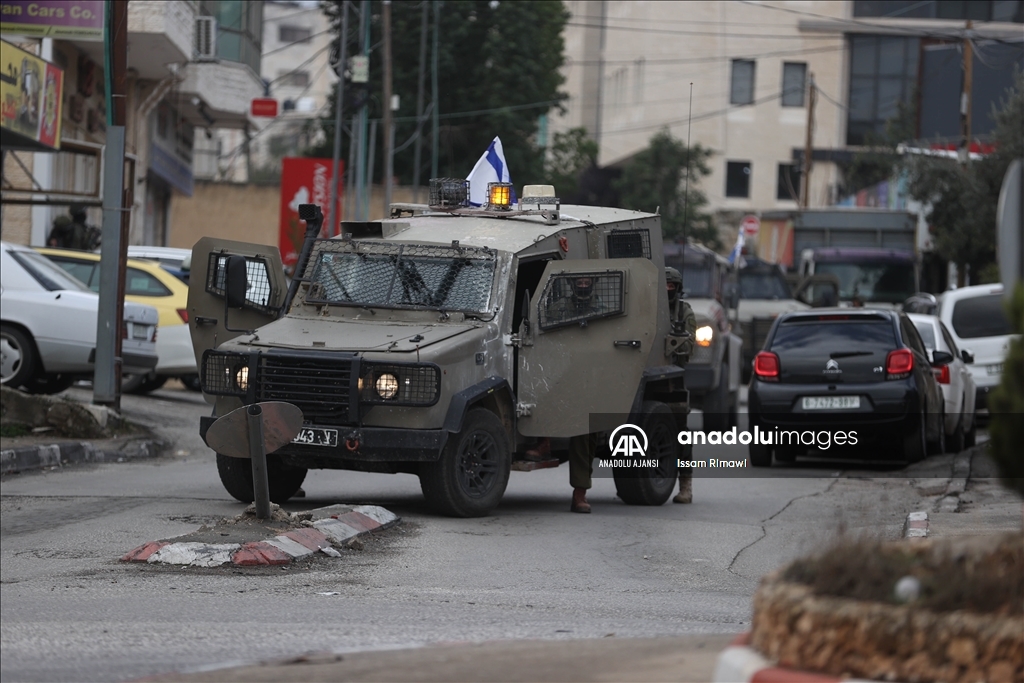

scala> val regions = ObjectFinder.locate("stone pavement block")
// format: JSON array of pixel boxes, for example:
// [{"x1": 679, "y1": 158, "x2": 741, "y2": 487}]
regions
[
  {"x1": 265, "y1": 535, "x2": 314, "y2": 558},
  {"x1": 148, "y1": 542, "x2": 239, "y2": 567},
  {"x1": 232, "y1": 542, "x2": 292, "y2": 566},
  {"x1": 121, "y1": 541, "x2": 169, "y2": 562},
  {"x1": 353, "y1": 505, "x2": 400, "y2": 527},
  {"x1": 282, "y1": 528, "x2": 331, "y2": 551},
  {"x1": 312, "y1": 518, "x2": 360, "y2": 544}
]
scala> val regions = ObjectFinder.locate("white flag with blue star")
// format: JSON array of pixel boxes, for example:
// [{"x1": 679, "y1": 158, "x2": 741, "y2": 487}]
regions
[
  {"x1": 467, "y1": 136, "x2": 516, "y2": 206},
  {"x1": 727, "y1": 227, "x2": 746, "y2": 267}
]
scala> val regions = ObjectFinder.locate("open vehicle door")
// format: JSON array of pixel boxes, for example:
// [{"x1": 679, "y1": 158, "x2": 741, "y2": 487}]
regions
[
  {"x1": 187, "y1": 237, "x2": 287, "y2": 389},
  {"x1": 794, "y1": 273, "x2": 841, "y2": 307},
  {"x1": 517, "y1": 258, "x2": 659, "y2": 437}
]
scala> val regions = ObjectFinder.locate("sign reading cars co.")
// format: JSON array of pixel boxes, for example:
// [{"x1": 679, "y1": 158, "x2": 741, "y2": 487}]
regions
[{"x1": 0, "y1": 1, "x2": 105, "y2": 41}]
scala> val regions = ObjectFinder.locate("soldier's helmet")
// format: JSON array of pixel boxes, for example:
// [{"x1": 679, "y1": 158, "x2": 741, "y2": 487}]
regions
[
  {"x1": 70, "y1": 204, "x2": 87, "y2": 220},
  {"x1": 665, "y1": 267, "x2": 683, "y2": 305},
  {"x1": 571, "y1": 276, "x2": 594, "y2": 301}
]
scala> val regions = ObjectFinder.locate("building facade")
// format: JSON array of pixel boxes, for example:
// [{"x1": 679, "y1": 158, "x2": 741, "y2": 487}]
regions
[
  {"x1": 0, "y1": 0, "x2": 266, "y2": 247},
  {"x1": 553, "y1": 0, "x2": 1023, "y2": 244}
]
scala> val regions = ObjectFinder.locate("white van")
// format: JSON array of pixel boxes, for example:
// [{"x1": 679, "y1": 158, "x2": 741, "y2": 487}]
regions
[{"x1": 938, "y1": 284, "x2": 1018, "y2": 412}]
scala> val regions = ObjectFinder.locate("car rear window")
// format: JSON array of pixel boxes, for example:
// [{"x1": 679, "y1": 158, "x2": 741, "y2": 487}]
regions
[
  {"x1": 951, "y1": 294, "x2": 1012, "y2": 339},
  {"x1": 911, "y1": 319, "x2": 936, "y2": 350},
  {"x1": 771, "y1": 318, "x2": 897, "y2": 353}
]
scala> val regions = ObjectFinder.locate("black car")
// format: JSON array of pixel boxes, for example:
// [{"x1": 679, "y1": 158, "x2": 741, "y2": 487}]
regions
[{"x1": 747, "y1": 309, "x2": 948, "y2": 466}]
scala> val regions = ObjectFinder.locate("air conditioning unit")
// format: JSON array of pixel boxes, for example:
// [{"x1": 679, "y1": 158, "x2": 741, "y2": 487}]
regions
[{"x1": 195, "y1": 16, "x2": 217, "y2": 61}]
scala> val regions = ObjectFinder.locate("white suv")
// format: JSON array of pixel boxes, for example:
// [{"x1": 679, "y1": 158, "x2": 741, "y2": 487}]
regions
[{"x1": 938, "y1": 284, "x2": 1018, "y2": 412}]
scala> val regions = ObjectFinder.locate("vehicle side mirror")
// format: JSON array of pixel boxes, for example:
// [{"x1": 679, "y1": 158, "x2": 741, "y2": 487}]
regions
[
  {"x1": 225, "y1": 255, "x2": 248, "y2": 309},
  {"x1": 931, "y1": 350, "x2": 954, "y2": 366},
  {"x1": 960, "y1": 348, "x2": 974, "y2": 364}
]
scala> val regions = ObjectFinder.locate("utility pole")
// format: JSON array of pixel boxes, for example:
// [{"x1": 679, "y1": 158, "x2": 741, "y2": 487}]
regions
[
  {"x1": 959, "y1": 20, "x2": 973, "y2": 166},
  {"x1": 354, "y1": 0, "x2": 368, "y2": 221},
  {"x1": 328, "y1": 1, "x2": 348, "y2": 237},
  {"x1": 412, "y1": 2, "x2": 428, "y2": 203},
  {"x1": 801, "y1": 72, "x2": 816, "y2": 208},
  {"x1": 94, "y1": 0, "x2": 129, "y2": 408},
  {"x1": 431, "y1": 1, "x2": 440, "y2": 179},
  {"x1": 382, "y1": 0, "x2": 393, "y2": 217}
]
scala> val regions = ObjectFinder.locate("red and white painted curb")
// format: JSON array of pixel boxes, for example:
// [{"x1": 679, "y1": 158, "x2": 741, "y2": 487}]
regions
[
  {"x1": 902, "y1": 510, "x2": 929, "y2": 539},
  {"x1": 120, "y1": 505, "x2": 399, "y2": 567},
  {"x1": 714, "y1": 633, "x2": 879, "y2": 683}
]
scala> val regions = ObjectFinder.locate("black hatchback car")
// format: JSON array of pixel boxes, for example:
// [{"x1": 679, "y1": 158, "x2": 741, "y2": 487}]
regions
[{"x1": 747, "y1": 309, "x2": 948, "y2": 466}]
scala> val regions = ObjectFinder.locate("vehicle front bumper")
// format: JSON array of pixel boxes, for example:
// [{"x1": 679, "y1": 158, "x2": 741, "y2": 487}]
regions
[
  {"x1": 200, "y1": 416, "x2": 447, "y2": 462},
  {"x1": 154, "y1": 323, "x2": 197, "y2": 375},
  {"x1": 89, "y1": 348, "x2": 159, "y2": 375}
]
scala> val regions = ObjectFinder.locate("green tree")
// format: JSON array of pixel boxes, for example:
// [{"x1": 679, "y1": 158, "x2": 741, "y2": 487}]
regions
[
  {"x1": 542, "y1": 127, "x2": 597, "y2": 200},
  {"x1": 613, "y1": 130, "x2": 719, "y2": 249},
  {"x1": 840, "y1": 98, "x2": 917, "y2": 195},
  {"x1": 906, "y1": 70, "x2": 1023, "y2": 279},
  {"x1": 309, "y1": 0, "x2": 569, "y2": 187}
]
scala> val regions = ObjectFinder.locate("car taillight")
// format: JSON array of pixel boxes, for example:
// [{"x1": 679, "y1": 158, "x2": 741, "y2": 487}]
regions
[
  {"x1": 933, "y1": 364, "x2": 950, "y2": 384},
  {"x1": 885, "y1": 348, "x2": 914, "y2": 379},
  {"x1": 177, "y1": 308, "x2": 189, "y2": 323},
  {"x1": 754, "y1": 351, "x2": 780, "y2": 381}
]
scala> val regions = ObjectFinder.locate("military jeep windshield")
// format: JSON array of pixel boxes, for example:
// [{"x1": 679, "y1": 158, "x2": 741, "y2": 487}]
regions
[{"x1": 305, "y1": 239, "x2": 496, "y2": 313}]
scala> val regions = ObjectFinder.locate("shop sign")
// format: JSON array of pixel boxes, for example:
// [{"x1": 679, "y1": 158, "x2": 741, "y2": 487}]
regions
[
  {"x1": 0, "y1": 38, "x2": 63, "y2": 149},
  {"x1": 0, "y1": 1, "x2": 105, "y2": 41},
  {"x1": 279, "y1": 157, "x2": 343, "y2": 269}
]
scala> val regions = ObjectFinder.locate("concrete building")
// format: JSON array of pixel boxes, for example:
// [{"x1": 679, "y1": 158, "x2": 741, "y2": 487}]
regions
[
  {"x1": 1, "y1": 0, "x2": 265, "y2": 247},
  {"x1": 554, "y1": 0, "x2": 1023, "y2": 243},
  {"x1": 194, "y1": 0, "x2": 336, "y2": 182}
]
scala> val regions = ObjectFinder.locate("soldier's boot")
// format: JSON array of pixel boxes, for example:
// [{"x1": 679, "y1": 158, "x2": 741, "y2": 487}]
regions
[
  {"x1": 571, "y1": 487, "x2": 591, "y2": 514},
  {"x1": 673, "y1": 474, "x2": 693, "y2": 504}
]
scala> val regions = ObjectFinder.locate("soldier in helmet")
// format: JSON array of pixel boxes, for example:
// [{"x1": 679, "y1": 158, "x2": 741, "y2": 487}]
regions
[{"x1": 666, "y1": 267, "x2": 696, "y2": 504}]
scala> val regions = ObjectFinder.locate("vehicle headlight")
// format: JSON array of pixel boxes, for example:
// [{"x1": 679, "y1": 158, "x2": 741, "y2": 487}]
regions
[
  {"x1": 375, "y1": 372, "x2": 399, "y2": 399},
  {"x1": 695, "y1": 325, "x2": 714, "y2": 347},
  {"x1": 235, "y1": 366, "x2": 249, "y2": 391}
]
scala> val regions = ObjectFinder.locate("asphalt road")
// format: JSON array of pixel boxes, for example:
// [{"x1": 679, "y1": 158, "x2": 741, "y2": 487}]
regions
[{"x1": 0, "y1": 384, "x2": 963, "y2": 682}]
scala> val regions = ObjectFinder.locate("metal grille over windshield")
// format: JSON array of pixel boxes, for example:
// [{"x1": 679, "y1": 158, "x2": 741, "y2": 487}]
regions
[{"x1": 305, "y1": 240, "x2": 496, "y2": 312}]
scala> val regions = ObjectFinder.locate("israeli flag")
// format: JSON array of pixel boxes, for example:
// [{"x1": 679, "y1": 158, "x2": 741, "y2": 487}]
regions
[
  {"x1": 727, "y1": 227, "x2": 745, "y2": 267},
  {"x1": 467, "y1": 136, "x2": 516, "y2": 206}
]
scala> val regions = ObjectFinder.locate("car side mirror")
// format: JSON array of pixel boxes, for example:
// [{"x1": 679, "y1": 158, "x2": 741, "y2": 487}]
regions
[
  {"x1": 960, "y1": 348, "x2": 974, "y2": 364},
  {"x1": 225, "y1": 255, "x2": 248, "y2": 309},
  {"x1": 931, "y1": 350, "x2": 954, "y2": 366}
]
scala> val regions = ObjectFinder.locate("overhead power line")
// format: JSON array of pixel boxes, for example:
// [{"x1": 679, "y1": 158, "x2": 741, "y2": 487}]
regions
[
  {"x1": 566, "y1": 43, "x2": 845, "y2": 67},
  {"x1": 564, "y1": 20, "x2": 843, "y2": 39}
]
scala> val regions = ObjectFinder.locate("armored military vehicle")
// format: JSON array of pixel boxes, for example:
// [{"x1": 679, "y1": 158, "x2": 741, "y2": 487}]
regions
[
  {"x1": 663, "y1": 242, "x2": 742, "y2": 430},
  {"x1": 187, "y1": 183, "x2": 690, "y2": 517}
]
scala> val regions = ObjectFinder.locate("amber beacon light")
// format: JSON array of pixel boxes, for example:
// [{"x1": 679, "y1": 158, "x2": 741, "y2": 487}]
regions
[{"x1": 487, "y1": 182, "x2": 514, "y2": 210}]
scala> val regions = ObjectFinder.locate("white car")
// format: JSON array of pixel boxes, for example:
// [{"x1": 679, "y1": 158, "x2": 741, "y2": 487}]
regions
[
  {"x1": 908, "y1": 312, "x2": 977, "y2": 451},
  {"x1": 938, "y1": 284, "x2": 1018, "y2": 414},
  {"x1": 1, "y1": 241, "x2": 159, "y2": 394}
]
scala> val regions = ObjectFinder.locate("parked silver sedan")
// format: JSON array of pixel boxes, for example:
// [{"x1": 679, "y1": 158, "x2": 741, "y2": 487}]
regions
[
  {"x1": 908, "y1": 312, "x2": 978, "y2": 452},
  {"x1": 1, "y1": 241, "x2": 159, "y2": 394}
]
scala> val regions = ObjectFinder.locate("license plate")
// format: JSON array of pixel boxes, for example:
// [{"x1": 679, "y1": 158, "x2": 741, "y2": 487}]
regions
[
  {"x1": 987, "y1": 363, "x2": 1003, "y2": 376},
  {"x1": 801, "y1": 396, "x2": 860, "y2": 410},
  {"x1": 291, "y1": 427, "x2": 338, "y2": 447},
  {"x1": 131, "y1": 324, "x2": 149, "y2": 340}
]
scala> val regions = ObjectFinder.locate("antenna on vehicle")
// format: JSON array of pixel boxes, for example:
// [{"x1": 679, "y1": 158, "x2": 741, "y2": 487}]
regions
[{"x1": 680, "y1": 82, "x2": 693, "y2": 293}]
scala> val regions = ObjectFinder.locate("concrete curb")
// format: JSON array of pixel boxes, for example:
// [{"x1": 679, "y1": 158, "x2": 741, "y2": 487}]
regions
[
  {"x1": 713, "y1": 634, "x2": 883, "y2": 683},
  {"x1": 120, "y1": 505, "x2": 400, "y2": 567},
  {"x1": 1, "y1": 435, "x2": 166, "y2": 475},
  {"x1": 902, "y1": 510, "x2": 929, "y2": 539}
]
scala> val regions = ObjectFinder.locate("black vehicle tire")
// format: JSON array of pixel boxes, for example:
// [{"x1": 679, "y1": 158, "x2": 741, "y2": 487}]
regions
[
  {"x1": 419, "y1": 408, "x2": 511, "y2": 517},
  {"x1": 614, "y1": 401, "x2": 679, "y2": 506},
  {"x1": 964, "y1": 414, "x2": 977, "y2": 448},
  {"x1": 903, "y1": 410, "x2": 927, "y2": 464},
  {"x1": 23, "y1": 373, "x2": 75, "y2": 395},
  {"x1": 216, "y1": 452, "x2": 308, "y2": 504},
  {"x1": 702, "y1": 364, "x2": 731, "y2": 431},
  {"x1": 946, "y1": 409, "x2": 965, "y2": 454},
  {"x1": 180, "y1": 374, "x2": 202, "y2": 392},
  {"x1": 749, "y1": 442, "x2": 772, "y2": 467},
  {"x1": 0, "y1": 326, "x2": 37, "y2": 389},
  {"x1": 123, "y1": 373, "x2": 168, "y2": 395},
  {"x1": 927, "y1": 406, "x2": 945, "y2": 456}
]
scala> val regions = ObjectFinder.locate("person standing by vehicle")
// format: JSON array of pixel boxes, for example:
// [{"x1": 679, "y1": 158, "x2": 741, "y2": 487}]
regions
[
  {"x1": 47, "y1": 205, "x2": 99, "y2": 250},
  {"x1": 666, "y1": 267, "x2": 696, "y2": 504}
]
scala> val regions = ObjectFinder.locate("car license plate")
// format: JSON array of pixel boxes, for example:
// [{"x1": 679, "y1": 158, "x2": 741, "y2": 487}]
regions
[
  {"x1": 291, "y1": 427, "x2": 338, "y2": 447},
  {"x1": 987, "y1": 363, "x2": 1003, "y2": 376},
  {"x1": 801, "y1": 396, "x2": 860, "y2": 410},
  {"x1": 131, "y1": 324, "x2": 149, "y2": 340}
]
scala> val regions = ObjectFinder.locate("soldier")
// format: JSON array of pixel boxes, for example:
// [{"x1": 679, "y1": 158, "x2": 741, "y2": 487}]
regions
[
  {"x1": 666, "y1": 267, "x2": 696, "y2": 504},
  {"x1": 48, "y1": 205, "x2": 98, "y2": 250}
]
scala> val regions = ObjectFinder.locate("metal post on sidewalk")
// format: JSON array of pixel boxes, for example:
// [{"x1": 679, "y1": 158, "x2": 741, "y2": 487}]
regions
[{"x1": 247, "y1": 404, "x2": 271, "y2": 520}]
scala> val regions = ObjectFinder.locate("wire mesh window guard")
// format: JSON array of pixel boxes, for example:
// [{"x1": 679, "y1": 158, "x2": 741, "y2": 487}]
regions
[
  {"x1": 205, "y1": 253, "x2": 277, "y2": 314},
  {"x1": 607, "y1": 229, "x2": 651, "y2": 259},
  {"x1": 304, "y1": 240, "x2": 496, "y2": 313},
  {"x1": 538, "y1": 271, "x2": 625, "y2": 330}
]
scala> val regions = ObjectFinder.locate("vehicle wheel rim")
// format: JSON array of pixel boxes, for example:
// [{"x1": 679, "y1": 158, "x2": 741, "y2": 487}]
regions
[
  {"x1": 0, "y1": 334, "x2": 22, "y2": 383},
  {"x1": 455, "y1": 430, "x2": 500, "y2": 499}
]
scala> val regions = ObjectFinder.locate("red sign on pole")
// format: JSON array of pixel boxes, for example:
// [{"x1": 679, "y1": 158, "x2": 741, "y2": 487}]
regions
[
  {"x1": 279, "y1": 157, "x2": 343, "y2": 270},
  {"x1": 251, "y1": 97, "x2": 278, "y2": 118},
  {"x1": 741, "y1": 214, "x2": 761, "y2": 237}
]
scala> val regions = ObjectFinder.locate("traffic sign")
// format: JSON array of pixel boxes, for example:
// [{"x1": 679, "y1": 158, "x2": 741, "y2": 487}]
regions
[
  {"x1": 251, "y1": 97, "x2": 279, "y2": 118},
  {"x1": 741, "y1": 214, "x2": 760, "y2": 237}
]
